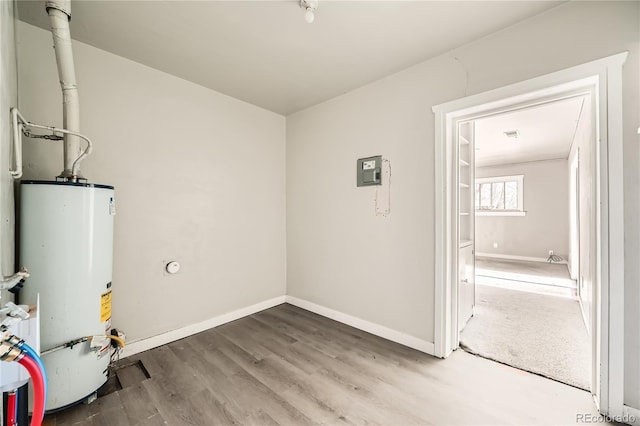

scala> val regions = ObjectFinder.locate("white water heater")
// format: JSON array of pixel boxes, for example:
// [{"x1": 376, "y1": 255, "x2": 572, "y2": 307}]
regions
[{"x1": 20, "y1": 180, "x2": 115, "y2": 410}]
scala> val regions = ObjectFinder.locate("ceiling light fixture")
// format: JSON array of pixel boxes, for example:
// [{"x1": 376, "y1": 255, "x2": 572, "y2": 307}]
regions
[
  {"x1": 504, "y1": 130, "x2": 520, "y2": 139},
  {"x1": 300, "y1": 0, "x2": 318, "y2": 23}
]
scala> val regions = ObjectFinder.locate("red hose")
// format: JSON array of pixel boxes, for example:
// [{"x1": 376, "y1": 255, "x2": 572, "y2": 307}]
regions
[
  {"x1": 18, "y1": 355, "x2": 44, "y2": 426},
  {"x1": 6, "y1": 391, "x2": 17, "y2": 426}
]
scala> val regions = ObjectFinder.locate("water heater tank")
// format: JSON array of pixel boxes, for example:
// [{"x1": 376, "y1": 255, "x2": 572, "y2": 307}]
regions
[{"x1": 20, "y1": 180, "x2": 115, "y2": 410}]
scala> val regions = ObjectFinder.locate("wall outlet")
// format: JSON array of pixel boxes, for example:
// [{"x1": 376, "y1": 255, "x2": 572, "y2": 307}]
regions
[
  {"x1": 549, "y1": 250, "x2": 554, "y2": 255},
  {"x1": 493, "y1": 242, "x2": 498, "y2": 249}
]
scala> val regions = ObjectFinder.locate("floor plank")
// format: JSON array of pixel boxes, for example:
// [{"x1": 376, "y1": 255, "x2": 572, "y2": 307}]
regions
[{"x1": 45, "y1": 303, "x2": 601, "y2": 425}]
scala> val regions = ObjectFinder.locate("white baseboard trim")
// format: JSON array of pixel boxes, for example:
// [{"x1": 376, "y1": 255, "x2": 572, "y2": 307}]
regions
[
  {"x1": 121, "y1": 294, "x2": 436, "y2": 359},
  {"x1": 476, "y1": 252, "x2": 568, "y2": 265},
  {"x1": 121, "y1": 296, "x2": 286, "y2": 358},
  {"x1": 285, "y1": 295, "x2": 435, "y2": 356},
  {"x1": 623, "y1": 405, "x2": 640, "y2": 425}
]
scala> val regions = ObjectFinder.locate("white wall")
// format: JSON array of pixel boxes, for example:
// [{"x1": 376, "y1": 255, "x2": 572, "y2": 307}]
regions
[
  {"x1": 475, "y1": 159, "x2": 569, "y2": 259},
  {"x1": 287, "y1": 54, "x2": 462, "y2": 342},
  {"x1": 17, "y1": 22, "x2": 286, "y2": 343},
  {"x1": 13, "y1": 0, "x2": 640, "y2": 410},
  {"x1": 286, "y1": 0, "x2": 640, "y2": 407},
  {"x1": 0, "y1": 0, "x2": 17, "y2": 305}
]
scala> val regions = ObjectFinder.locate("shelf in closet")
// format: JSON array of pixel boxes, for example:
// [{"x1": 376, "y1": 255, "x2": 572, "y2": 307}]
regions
[
  {"x1": 459, "y1": 240, "x2": 473, "y2": 248},
  {"x1": 459, "y1": 182, "x2": 470, "y2": 188},
  {"x1": 459, "y1": 159, "x2": 469, "y2": 166},
  {"x1": 459, "y1": 135, "x2": 470, "y2": 145}
]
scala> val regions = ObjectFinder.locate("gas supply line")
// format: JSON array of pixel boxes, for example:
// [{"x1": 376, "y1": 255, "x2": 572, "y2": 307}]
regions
[{"x1": 0, "y1": 334, "x2": 46, "y2": 426}]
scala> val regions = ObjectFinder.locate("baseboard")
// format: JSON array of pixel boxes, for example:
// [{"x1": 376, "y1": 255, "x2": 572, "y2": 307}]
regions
[
  {"x1": 121, "y1": 294, "x2": 436, "y2": 359},
  {"x1": 121, "y1": 296, "x2": 286, "y2": 358},
  {"x1": 623, "y1": 405, "x2": 640, "y2": 425},
  {"x1": 476, "y1": 252, "x2": 568, "y2": 265},
  {"x1": 285, "y1": 295, "x2": 435, "y2": 356}
]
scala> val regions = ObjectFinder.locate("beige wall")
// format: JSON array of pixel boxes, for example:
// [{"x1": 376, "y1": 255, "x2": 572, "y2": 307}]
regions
[
  {"x1": 475, "y1": 159, "x2": 569, "y2": 259},
  {"x1": 14, "y1": 0, "x2": 640, "y2": 410},
  {"x1": 0, "y1": 0, "x2": 17, "y2": 297},
  {"x1": 17, "y1": 22, "x2": 287, "y2": 343},
  {"x1": 287, "y1": 54, "x2": 460, "y2": 342},
  {"x1": 286, "y1": 1, "x2": 639, "y2": 407}
]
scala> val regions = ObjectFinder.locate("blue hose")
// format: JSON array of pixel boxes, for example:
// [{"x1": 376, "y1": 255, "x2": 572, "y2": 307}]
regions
[{"x1": 19, "y1": 343, "x2": 47, "y2": 402}]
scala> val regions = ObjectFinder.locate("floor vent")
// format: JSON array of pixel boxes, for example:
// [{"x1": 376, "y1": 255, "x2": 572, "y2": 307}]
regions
[
  {"x1": 97, "y1": 372, "x2": 122, "y2": 397},
  {"x1": 115, "y1": 360, "x2": 152, "y2": 389},
  {"x1": 98, "y1": 360, "x2": 151, "y2": 397}
]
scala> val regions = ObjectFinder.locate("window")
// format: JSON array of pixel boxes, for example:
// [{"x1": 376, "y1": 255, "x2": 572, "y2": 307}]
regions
[{"x1": 475, "y1": 175, "x2": 525, "y2": 216}]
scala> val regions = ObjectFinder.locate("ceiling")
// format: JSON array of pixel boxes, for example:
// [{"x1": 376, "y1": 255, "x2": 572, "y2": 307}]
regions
[
  {"x1": 474, "y1": 96, "x2": 585, "y2": 167},
  {"x1": 17, "y1": 0, "x2": 563, "y2": 115}
]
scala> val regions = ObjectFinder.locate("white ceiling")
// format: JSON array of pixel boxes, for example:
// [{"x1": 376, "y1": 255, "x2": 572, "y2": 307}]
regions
[
  {"x1": 474, "y1": 96, "x2": 585, "y2": 167},
  {"x1": 17, "y1": 0, "x2": 563, "y2": 115}
]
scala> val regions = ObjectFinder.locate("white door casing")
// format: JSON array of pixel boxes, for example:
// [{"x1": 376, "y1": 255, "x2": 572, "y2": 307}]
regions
[{"x1": 433, "y1": 52, "x2": 627, "y2": 417}]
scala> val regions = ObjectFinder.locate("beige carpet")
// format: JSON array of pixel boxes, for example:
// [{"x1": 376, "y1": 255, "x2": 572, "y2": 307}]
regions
[{"x1": 460, "y1": 284, "x2": 590, "y2": 390}]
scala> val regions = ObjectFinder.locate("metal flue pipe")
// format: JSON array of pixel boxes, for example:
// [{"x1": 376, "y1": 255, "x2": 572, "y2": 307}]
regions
[{"x1": 46, "y1": 0, "x2": 83, "y2": 180}]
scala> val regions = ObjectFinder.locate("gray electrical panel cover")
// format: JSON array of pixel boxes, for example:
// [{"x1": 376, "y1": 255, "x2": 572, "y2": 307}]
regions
[{"x1": 357, "y1": 156, "x2": 382, "y2": 187}]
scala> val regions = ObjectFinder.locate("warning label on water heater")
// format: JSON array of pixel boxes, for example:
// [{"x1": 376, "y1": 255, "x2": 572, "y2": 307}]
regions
[{"x1": 100, "y1": 290, "x2": 112, "y2": 322}]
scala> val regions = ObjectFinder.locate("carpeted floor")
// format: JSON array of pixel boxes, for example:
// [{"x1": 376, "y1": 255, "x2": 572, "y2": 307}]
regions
[
  {"x1": 476, "y1": 257, "x2": 576, "y2": 289},
  {"x1": 460, "y1": 283, "x2": 590, "y2": 390}
]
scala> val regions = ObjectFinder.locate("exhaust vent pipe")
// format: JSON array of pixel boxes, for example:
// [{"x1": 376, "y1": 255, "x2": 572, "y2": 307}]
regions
[{"x1": 46, "y1": 0, "x2": 83, "y2": 180}]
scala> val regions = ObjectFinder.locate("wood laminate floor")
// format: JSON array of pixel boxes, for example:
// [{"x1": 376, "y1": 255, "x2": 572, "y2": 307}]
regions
[{"x1": 44, "y1": 303, "x2": 601, "y2": 425}]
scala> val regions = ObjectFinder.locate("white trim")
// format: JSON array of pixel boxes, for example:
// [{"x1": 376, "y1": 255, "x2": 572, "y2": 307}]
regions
[
  {"x1": 602, "y1": 54, "x2": 626, "y2": 418},
  {"x1": 623, "y1": 405, "x2": 640, "y2": 426},
  {"x1": 475, "y1": 252, "x2": 567, "y2": 265},
  {"x1": 121, "y1": 296, "x2": 286, "y2": 358},
  {"x1": 121, "y1": 294, "x2": 438, "y2": 360},
  {"x1": 433, "y1": 52, "x2": 627, "y2": 417},
  {"x1": 475, "y1": 174, "x2": 523, "y2": 183},
  {"x1": 476, "y1": 211, "x2": 526, "y2": 217},
  {"x1": 434, "y1": 109, "x2": 452, "y2": 358},
  {"x1": 285, "y1": 296, "x2": 436, "y2": 356}
]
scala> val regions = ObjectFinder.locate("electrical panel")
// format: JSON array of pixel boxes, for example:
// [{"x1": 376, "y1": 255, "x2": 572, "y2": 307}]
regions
[{"x1": 357, "y1": 156, "x2": 382, "y2": 187}]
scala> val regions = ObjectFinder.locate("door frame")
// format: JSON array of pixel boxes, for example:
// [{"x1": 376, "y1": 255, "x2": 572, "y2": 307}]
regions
[
  {"x1": 432, "y1": 52, "x2": 627, "y2": 417},
  {"x1": 569, "y1": 150, "x2": 580, "y2": 282}
]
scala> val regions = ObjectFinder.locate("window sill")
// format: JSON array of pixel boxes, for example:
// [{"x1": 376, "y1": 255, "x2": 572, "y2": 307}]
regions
[{"x1": 476, "y1": 211, "x2": 527, "y2": 217}]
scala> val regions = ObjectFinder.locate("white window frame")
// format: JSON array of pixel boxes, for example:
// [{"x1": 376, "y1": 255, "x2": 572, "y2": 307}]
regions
[{"x1": 475, "y1": 174, "x2": 525, "y2": 216}]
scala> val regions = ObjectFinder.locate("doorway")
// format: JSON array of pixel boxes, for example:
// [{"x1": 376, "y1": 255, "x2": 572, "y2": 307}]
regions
[
  {"x1": 433, "y1": 53, "x2": 626, "y2": 417},
  {"x1": 456, "y1": 96, "x2": 591, "y2": 390}
]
